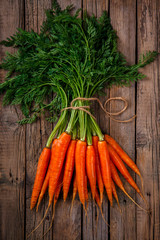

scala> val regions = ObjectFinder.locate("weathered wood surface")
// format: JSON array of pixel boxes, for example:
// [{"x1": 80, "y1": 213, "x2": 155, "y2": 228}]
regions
[
  {"x1": 0, "y1": 1, "x2": 25, "y2": 240},
  {"x1": 109, "y1": 1, "x2": 136, "y2": 239},
  {"x1": 0, "y1": 0, "x2": 159, "y2": 240},
  {"x1": 136, "y1": 1, "x2": 160, "y2": 239}
]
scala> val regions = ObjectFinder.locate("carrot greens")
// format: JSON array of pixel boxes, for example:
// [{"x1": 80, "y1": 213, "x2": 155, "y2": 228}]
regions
[{"x1": 0, "y1": 1, "x2": 157, "y2": 126}]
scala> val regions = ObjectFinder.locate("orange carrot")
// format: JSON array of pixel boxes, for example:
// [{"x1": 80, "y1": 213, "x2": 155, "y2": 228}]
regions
[
  {"x1": 110, "y1": 160, "x2": 147, "y2": 211},
  {"x1": 86, "y1": 145, "x2": 96, "y2": 199},
  {"x1": 36, "y1": 171, "x2": 50, "y2": 211},
  {"x1": 30, "y1": 147, "x2": 51, "y2": 210},
  {"x1": 63, "y1": 140, "x2": 77, "y2": 201},
  {"x1": 105, "y1": 134, "x2": 141, "y2": 176},
  {"x1": 92, "y1": 136, "x2": 104, "y2": 204},
  {"x1": 70, "y1": 173, "x2": 78, "y2": 214},
  {"x1": 107, "y1": 143, "x2": 143, "y2": 198},
  {"x1": 85, "y1": 171, "x2": 88, "y2": 205},
  {"x1": 72, "y1": 173, "x2": 78, "y2": 203},
  {"x1": 98, "y1": 140, "x2": 112, "y2": 206},
  {"x1": 51, "y1": 139, "x2": 58, "y2": 152},
  {"x1": 110, "y1": 161, "x2": 123, "y2": 189},
  {"x1": 42, "y1": 171, "x2": 63, "y2": 239},
  {"x1": 111, "y1": 179, "x2": 120, "y2": 208},
  {"x1": 95, "y1": 189, "x2": 110, "y2": 226},
  {"x1": 49, "y1": 132, "x2": 71, "y2": 206},
  {"x1": 75, "y1": 140, "x2": 86, "y2": 207},
  {"x1": 54, "y1": 173, "x2": 63, "y2": 206},
  {"x1": 36, "y1": 139, "x2": 58, "y2": 211}
]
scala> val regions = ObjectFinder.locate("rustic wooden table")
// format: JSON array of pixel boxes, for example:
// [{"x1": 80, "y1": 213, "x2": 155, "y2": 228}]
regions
[{"x1": 0, "y1": 0, "x2": 159, "y2": 240}]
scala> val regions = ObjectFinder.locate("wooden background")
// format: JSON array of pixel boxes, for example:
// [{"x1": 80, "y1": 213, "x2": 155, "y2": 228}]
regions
[{"x1": 0, "y1": 0, "x2": 159, "y2": 239}]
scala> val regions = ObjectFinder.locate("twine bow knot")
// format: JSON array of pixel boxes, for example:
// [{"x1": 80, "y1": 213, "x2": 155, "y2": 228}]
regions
[{"x1": 62, "y1": 97, "x2": 136, "y2": 123}]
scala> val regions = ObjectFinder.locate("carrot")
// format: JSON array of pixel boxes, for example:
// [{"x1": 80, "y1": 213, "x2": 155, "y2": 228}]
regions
[
  {"x1": 49, "y1": 132, "x2": 71, "y2": 206},
  {"x1": 105, "y1": 134, "x2": 145, "y2": 198},
  {"x1": 98, "y1": 140, "x2": 112, "y2": 206},
  {"x1": 36, "y1": 139, "x2": 58, "y2": 211},
  {"x1": 95, "y1": 189, "x2": 110, "y2": 227},
  {"x1": 110, "y1": 160, "x2": 148, "y2": 212},
  {"x1": 54, "y1": 173, "x2": 63, "y2": 206},
  {"x1": 36, "y1": 171, "x2": 50, "y2": 211},
  {"x1": 72, "y1": 173, "x2": 78, "y2": 202},
  {"x1": 105, "y1": 134, "x2": 141, "y2": 176},
  {"x1": 111, "y1": 179, "x2": 120, "y2": 209},
  {"x1": 75, "y1": 140, "x2": 86, "y2": 207},
  {"x1": 51, "y1": 139, "x2": 58, "y2": 152},
  {"x1": 107, "y1": 143, "x2": 143, "y2": 199},
  {"x1": 30, "y1": 147, "x2": 51, "y2": 210},
  {"x1": 42, "y1": 170, "x2": 63, "y2": 239},
  {"x1": 110, "y1": 160, "x2": 124, "y2": 190},
  {"x1": 63, "y1": 139, "x2": 77, "y2": 201},
  {"x1": 92, "y1": 136, "x2": 104, "y2": 204},
  {"x1": 27, "y1": 141, "x2": 58, "y2": 238},
  {"x1": 70, "y1": 173, "x2": 78, "y2": 214},
  {"x1": 86, "y1": 145, "x2": 96, "y2": 199},
  {"x1": 85, "y1": 172, "x2": 88, "y2": 208}
]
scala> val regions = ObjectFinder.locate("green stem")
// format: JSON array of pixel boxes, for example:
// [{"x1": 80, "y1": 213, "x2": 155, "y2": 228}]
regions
[
  {"x1": 78, "y1": 100, "x2": 86, "y2": 141},
  {"x1": 57, "y1": 113, "x2": 68, "y2": 138},
  {"x1": 46, "y1": 110, "x2": 67, "y2": 147},
  {"x1": 46, "y1": 87, "x2": 68, "y2": 147},
  {"x1": 86, "y1": 120, "x2": 92, "y2": 145},
  {"x1": 77, "y1": 125, "x2": 80, "y2": 140},
  {"x1": 66, "y1": 109, "x2": 77, "y2": 134},
  {"x1": 90, "y1": 118, "x2": 97, "y2": 136},
  {"x1": 62, "y1": 58, "x2": 84, "y2": 95},
  {"x1": 90, "y1": 116, "x2": 104, "y2": 141},
  {"x1": 72, "y1": 126, "x2": 77, "y2": 140}
]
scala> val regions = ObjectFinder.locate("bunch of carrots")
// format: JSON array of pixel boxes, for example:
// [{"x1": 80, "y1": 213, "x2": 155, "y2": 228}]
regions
[
  {"x1": 29, "y1": 127, "x2": 146, "y2": 236},
  {"x1": 31, "y1": 132, "x2": 144, "y2": 212}
]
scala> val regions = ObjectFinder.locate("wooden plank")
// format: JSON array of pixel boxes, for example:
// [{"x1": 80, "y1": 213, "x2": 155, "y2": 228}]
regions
[
  {"x1": 0, "y1": 1, "x2": 25, "y2": 240},
  {"x1": 109, "y1": 0, "x2": 136, "y2": 239},
  {"x1": 51, "y1": 1, "x2": 82, "y2": 240},
  {"x1": 83, "y1": 0, "x2": 108, "y2": 17},
  {"x1": 136, "y1": 0, "x2": 160, "y2": 239},
  {"x1": 82, "y1": 1, "x2": 109, "y2": 240},
  {"x1": 25, "y1": 1, "x2": 53, "y2": 239},
  {"x1": 52, "y1": 198, "x2": 81, "y2": 240}
]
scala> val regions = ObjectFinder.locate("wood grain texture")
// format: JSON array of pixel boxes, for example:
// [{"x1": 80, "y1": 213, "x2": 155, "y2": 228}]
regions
[
  {"x1": 136, "y1": 0, "x2": 160, "y2": 239},
  {"x1": 0, "y1": 1, "x2": 25, "y2": 240},
  {"x1": 52, "y1": 198, "x2": 81, "y2": 240},
  {"x1": 109, "y1": 1, "x2": 136, "y2": 240},
  {"x1": 25, "y1": 1, "x2": 53, "y2": 239}
]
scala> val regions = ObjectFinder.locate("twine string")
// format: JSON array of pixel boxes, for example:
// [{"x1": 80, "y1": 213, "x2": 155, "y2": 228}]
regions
[{"x1": 61, "y1": 97, "x2": 136, "y2": 123}]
